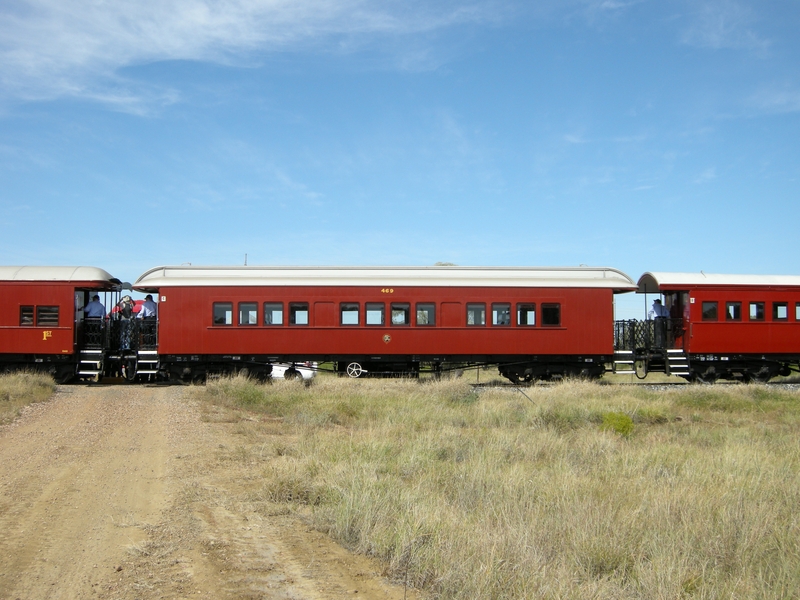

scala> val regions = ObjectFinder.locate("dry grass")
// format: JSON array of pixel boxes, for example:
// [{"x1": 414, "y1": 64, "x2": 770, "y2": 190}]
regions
[
  {"x1": 0, "y1": 371, "x2": 57, "y2": 424},
  {"x1": 198, "y1": 375, "x2": 800, "y2": 599}
]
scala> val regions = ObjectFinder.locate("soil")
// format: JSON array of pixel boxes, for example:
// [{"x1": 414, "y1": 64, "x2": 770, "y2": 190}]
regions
[{"x1": 0, "y1": 384, "x2": 420, "y2": 600}]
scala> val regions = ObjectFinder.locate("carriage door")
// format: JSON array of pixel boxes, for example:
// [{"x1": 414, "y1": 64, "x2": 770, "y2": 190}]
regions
[
  {"x1": 74, "y1": 291, "x2": 85, "y2": 350},
  {"x1": 664, "y1": 291, "x2": 688, "y2": 350}
]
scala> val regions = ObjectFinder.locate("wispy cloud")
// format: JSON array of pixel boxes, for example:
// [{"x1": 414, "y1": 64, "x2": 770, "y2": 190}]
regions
[
  {"x1": 748, "y1": 87, "x2": 800, "y2": 115},
  {"x1": 680, "y1": 0, "x2": 770, "y2": 53},
  {"x1": 694, "y1": 167, "x2": 716, "y2": 183},
  {"x1": 0, "y1": 0, "x2": 498, "y2": 111}
]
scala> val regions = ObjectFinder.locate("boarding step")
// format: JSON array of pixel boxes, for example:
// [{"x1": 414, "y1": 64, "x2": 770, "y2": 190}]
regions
[
  {"x1": 666, "y1": 349, "x2": 690, "y2": 376},
  {"x1": 612, "y1": 350, "x2": 636, "y2": 374}
]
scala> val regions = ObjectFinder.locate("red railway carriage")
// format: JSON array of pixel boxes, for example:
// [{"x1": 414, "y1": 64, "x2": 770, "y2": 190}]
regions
[
  {"x1": 615, "y1": 272, "x2": 800, "y2": 382},
  {"x1": 133, "y1": 265, "x2": 637, "y2": 382},
  {"x1": 0, "y1": 266, "x2": 121, "y2": 382}
]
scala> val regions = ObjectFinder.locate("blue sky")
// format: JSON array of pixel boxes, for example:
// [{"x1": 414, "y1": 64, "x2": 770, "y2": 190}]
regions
[{"x1": 1, "y1": 0, "x2": 798, "y2": 317}]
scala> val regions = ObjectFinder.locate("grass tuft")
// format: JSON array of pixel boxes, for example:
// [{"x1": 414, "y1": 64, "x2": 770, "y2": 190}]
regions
[{"x1": 0, "y1": 371, "x2": 56, "y2": 424}]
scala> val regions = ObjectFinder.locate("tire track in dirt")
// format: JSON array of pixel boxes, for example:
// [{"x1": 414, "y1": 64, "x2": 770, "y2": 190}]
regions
[{"x1": 0, "y1": 384, "x2": 420, "y2": 600}]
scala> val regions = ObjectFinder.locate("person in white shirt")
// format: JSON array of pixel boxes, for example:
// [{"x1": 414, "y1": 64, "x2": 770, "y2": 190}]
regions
[
  {"x1": 651, "y1": 299, "x2": 669, "y2": 318},
  {"x1": 83, "y1": 295, "x2": 105, "y2": 318},
  {"x1": 138, "y1": 295, "x2": 157, "y2": 319}
]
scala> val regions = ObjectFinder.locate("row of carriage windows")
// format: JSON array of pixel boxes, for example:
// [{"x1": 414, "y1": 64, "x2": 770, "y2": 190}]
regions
[
  {"x1": 213, "y1": 302, "x2": 562, "y2": 327},
  {"x1": 19, "y1": 305, "x2": 59, "y2": 326},
  {"x1": 701, "y1": 301, "x2": 800, "y2": 322}
]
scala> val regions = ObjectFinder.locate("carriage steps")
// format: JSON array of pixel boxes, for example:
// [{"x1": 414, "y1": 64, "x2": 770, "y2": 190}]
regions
[
  {"x1": 77, "y1": 349, "x2": 103, "y2": 376},
  {"x1": 612, "y1": 350, "x2": 635, "y2": 375},
  {"x1": 666, "y1": 349, "x2": 690, "y2": 376},
  {"x1": 136, "y1": 350, "x2": 160, "y2": 375}
]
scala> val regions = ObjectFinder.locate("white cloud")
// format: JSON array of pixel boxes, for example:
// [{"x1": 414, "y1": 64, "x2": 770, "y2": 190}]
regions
[
  {"x1": 0, "y1": 0, "x2": 499, "y2": 110},
  {"x1": 680, "y1": 0, "x2": 770, "y2": 53}
]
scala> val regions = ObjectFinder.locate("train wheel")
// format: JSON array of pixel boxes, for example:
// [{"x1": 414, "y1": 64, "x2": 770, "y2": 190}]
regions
[{"x1": 346, "y1": 362, "x2": 364, "y2": 378}]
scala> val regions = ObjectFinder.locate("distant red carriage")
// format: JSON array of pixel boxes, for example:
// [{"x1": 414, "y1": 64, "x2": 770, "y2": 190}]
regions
[{"x1": 615, "y1": 272, "x2": 800, "y2": 382}]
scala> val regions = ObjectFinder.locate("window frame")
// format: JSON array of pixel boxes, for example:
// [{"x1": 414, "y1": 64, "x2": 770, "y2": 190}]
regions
[
  {"x1": 541, "y1": 303, "x2": 561, "y2": 327},
  {"x1": 340, "y1": 302, "x2": 360, "y2": 326},
  {"x1": 749, "y1": 302, "x2": 765, "y2": 322},
  {"x1": 213, "y1": 302, "x2": 233, "y2": 326},
  {"x1": 365, "y1": 302, "x2": 385, "y2": 326},
  {"x1": 289, "y1": 302, "x2": 309, "y2": 326},
  {"x1": 415, "y1": 303, "x2": 436, "y2": 326},
  {"x1": 516, "y1": 303, "x2": 536, "y2": 327},
  {"x1": 773, "y1": 302, "x2": 789, "y2": 321},
  {"x1": 263, "y1": 302, "x2": 284, "y2": 326},
  {"x1": 390, "y1": 303, "x2": 411, "y2": 326},
  {"x1": 466, "y1": 303, "x2": 486, "y2": 327},
  {"x1": 701, "y1": 301, "x2": 718, "y2": 322},
  {"x1": 725, "y1": 301, "x2": 741, "y2": 322},
  {"x1": 492, "y1": 303, "x2": 511, "y2": 326},
  {"x1": 238, "y1": 302, "x2": 258, "y2": 326},
  {"x1": 20, "y1": 305, "x2": 34, "y2": 326}
]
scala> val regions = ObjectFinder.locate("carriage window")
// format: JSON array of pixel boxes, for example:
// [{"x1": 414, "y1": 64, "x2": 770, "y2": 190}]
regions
[
  {"x1": 773, "y1": 302, "x2": 788, "y2": 321},
  {"x1": 263, "y1": 303, "x2": 283, "y2": 325},
  {"x1": 466, "y1": 303, "x2": 486, "y2": 326},
  {"x1": 541, "y1": 303, "x2": 561, "y2": 326},
  {"x1": 340, "y1": 303, "x2": 360, "y2": 326},
  {"x1": 517, "y1": 303, "x2": 536, "y2": 326},
  {"x1": 492, "y1": 303, "x2": 511, "y2": 326},
  {"x1": 726, "y1": 302, "x2": 741, "y2": 321},
  {"x1": 749, "y1": 302, "x2": 765, "y2": 321},
  {"x1": 366, "y1": 303, "x2": 385, "y2": 325},
  {"x1": 20, "y1": 306, "x2": 34, "y2": 326},
  {"x1": 290, "y1": 303, "x2": 309, "y2": 325},
  {"x1": 238, "y1": 302, "x2": 258, "y2": 326},
  {"x1": 391, "y1": 303, "x2": 410, "y2": 326},
  {"x1": 36, "y1": 306, "x2": 59, "y2": 326},
  {"x1": 416, "y1": 303, "x2": 435, "y2": 326},
  {"x1": 702, "y1": 301, "x2": 718, "y2": 321},
  {"x1": 213, "y1": 302, "x2": 233, "y2": 326},
  {"x1": 796, "y1": 303, "x2": 800, "y2": 321}
]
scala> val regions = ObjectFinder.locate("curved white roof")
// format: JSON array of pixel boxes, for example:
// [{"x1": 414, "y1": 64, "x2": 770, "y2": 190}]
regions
[
  {"x1": 0, "y1": 266, "x2": 119, "y2": 284},
  {"x1": 638, "y1": 272, "x2": 800, "y2": 293},
  {"x1": 135, "y1": 265, "x2": 637, "y2": 292}
]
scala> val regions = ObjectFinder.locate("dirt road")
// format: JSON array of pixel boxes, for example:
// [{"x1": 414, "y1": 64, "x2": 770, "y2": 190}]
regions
[{"x1": 0, "y1": 385, "x2": 417, "y2": 599}]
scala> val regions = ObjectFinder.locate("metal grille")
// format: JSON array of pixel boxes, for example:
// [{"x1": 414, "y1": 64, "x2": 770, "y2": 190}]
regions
[
  {"x1": 615, "y1": 319, "x2": 684, "y2": 351},
  {"x1": 82, "y1": 319, "x2": 106, "y2": 349}
]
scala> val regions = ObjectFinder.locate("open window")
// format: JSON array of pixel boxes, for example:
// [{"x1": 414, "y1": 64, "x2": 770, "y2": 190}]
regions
[
  {"x1": 416, "y1": 303, "x2": 435, "y2": 326},
  {"x1": 263, "y1": 302, "x2": 283, "y2": 325},
  {"x1": 340, "y1": 303, "x2": 360, "y2": 326},
  {"x1": 366, "y1": 303, "x2": 385, "y2": 325},
  {"x1": 725, "y1": 302, "x2": 741, "y2": 321},
  {"x1": 749, "y1": 302, "x2": 765, "y2": 321},
  {"x1": 213, "y1": 302, "x2": 233, "y2": 326},
  {"x1": 466, "y1": 303, "x2": 486, "y2": 326},
  {"x1": 492, "y1": 303, "x2": 511, "y2": 326},
  {"x1": 239, "y1": 302, "x2": 258, "y2": 326},
  {"x1": 517, "y1": 303, "x2": 536, "y2": 326},
  {"x1": 773, "y1": 302, "x2": 788, "y2": 321},
  {"x1": 391, "y1": 303, "x2": 410, "y2": 326},
  {"x1": 290, "y1": 303, "x2": 309, "y2": 326}
]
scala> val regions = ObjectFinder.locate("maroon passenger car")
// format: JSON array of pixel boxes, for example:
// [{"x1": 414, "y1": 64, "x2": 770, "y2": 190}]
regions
[
  {"x1": 616, "y1": 272, "x2": 800, "y2": 382},
  {"x1": 133, "y1": 265, "x2": 637, "y2": 382},
  {"x1": 0, "y1": 266, "x2": 121, "y2": 382}
]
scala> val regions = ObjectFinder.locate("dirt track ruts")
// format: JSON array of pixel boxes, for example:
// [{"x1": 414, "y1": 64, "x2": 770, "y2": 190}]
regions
[{"x1": 0, "y1": 384, "x2": 417, "y2": 600}]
